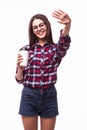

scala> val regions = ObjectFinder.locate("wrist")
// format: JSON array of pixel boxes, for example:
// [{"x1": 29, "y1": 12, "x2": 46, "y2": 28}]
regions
[
  {"x1": 61, "y1": 23, "x2": 71, "y2": 36},
  {"x1": 17, "y1": 65, "x2": 24, "y2": 72}
]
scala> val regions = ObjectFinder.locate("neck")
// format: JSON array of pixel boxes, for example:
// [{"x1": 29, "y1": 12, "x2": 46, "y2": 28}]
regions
[{"x1": 38, "y1": 39, "x2": 46, "y2": 47}]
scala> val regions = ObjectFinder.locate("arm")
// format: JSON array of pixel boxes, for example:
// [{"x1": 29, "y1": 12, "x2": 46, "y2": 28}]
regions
[
  {"x1": 15, "y1": 53, "x2": 24, "y2": 83},
  {"x1": 52, "y1": 9, "x2": 71, "y2": 36},
  {"x1": 15, "y1": 45, "x2": 29, "y2": 83}
]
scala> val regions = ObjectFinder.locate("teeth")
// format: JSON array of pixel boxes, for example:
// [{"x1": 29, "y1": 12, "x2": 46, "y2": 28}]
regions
[{"x1": 39, "y1": 32, "x2": 43, "y2": 35}]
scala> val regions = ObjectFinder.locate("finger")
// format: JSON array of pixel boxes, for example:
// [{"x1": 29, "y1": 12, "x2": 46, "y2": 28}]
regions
[
  {"x1": 52, "y1": 10, "x2": 66, "y2": 20},
  {"x1": 52, "y1": 10, "x2": 61, "y2": 17},
  {"x1": 57, "y1": 9, "x2": 65, "y2": 14},
  {"x1": 17, "y1": 55, "x2": 23, "y2": 64},
  {"x1": 52, "y1": 12, "x2": 61, "y2": 19},
  {"x1": 53, "y1": 9, "x2": 65, "y2": 16},
  {"x1": 18, "y1": 56, "x2": 23, "y2": 62},
  {"x1": 18, "y1": 53, "x2": 22, "y2": 57},
  {"x1": 17, "y1": 59, "x2": 23, "y2": 66},
  {"x1": 17, "y1": 54, "x2": 23, "y2": 60}
]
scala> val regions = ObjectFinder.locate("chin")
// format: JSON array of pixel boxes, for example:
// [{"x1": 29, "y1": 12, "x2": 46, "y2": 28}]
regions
[{"x1": 38, "y1": 35, "x2": 46, "y2": 40}]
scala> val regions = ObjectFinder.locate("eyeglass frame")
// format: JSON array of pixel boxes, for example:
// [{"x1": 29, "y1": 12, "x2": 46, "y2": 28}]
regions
[{"x1": 32, "y1": 22, "x2": 46, "y2": 31}]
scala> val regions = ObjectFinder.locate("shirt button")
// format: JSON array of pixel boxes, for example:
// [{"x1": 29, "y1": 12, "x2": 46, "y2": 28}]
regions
[
  {"x1": 40, "y1": 80, "x2": 42, "y2": 86},
  {"x1": 41, "y1": 70, "x2": 44, "y2": 74},
  {"x1": 41, "y1": 49, "x2": 44, "y2": 53},
  {"x1": 41, "y1": 59, "x2": 44, "y2": 63}
]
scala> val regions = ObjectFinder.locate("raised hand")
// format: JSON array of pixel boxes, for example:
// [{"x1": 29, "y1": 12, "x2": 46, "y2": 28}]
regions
[{"x1": 52, "y1": 9, "x2": 71, "y2": 25}]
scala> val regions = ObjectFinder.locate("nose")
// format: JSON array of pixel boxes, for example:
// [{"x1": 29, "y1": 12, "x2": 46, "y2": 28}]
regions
[{"x1": 37, "y1": 26, "x2": 41, "y2": 30}]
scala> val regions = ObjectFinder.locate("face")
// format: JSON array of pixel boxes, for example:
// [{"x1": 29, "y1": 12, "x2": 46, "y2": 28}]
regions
[{"x1": 32, "y1": 19, "x2": 47, "y2": 41}]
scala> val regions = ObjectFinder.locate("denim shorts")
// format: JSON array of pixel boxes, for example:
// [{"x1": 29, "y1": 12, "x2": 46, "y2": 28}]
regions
[{"x1": 19, "y1": 86, "x2": 59, "y2": 118}]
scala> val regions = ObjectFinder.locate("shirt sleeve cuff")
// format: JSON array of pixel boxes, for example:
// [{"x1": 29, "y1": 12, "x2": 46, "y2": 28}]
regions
[
  {"x1": 59, "y1": 30, "x2": 71, "y2": 46},
  {"x1": 15, "y1": 77, "x2": 23, "y2": 84}
]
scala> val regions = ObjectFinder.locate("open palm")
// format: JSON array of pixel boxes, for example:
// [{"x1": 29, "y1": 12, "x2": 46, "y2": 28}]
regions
[{"x1": 52, "y1": 10, "x2": 71, "y2": 25}]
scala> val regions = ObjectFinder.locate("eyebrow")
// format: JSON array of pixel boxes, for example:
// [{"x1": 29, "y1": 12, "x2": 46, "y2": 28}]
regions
[{"x1": 32, "y1": 22, "x2": 45, "y2": 27}]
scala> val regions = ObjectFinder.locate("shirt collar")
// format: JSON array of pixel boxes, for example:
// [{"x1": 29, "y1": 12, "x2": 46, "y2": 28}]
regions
[{"x1": 32, "y1": 42, "x2": 50, "y2": 48}]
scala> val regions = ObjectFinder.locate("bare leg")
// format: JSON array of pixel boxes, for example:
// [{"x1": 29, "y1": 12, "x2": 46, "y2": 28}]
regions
[
  {"x1": 40, "y1": 116, "x2": 56, "y2": 130},
  {"x1": 22, "y1": 116, "x2": 38, "y2": 130}
]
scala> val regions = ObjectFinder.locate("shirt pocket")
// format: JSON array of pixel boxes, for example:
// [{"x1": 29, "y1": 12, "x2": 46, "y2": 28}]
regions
[{"x1": 44, "y1": 50, "x2": 57, "y2": 66}]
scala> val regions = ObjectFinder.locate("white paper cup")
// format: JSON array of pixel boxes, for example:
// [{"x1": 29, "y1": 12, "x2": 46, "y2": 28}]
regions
[{"x1": 19, "y1": 50, "x2": 29, "y2": 67}]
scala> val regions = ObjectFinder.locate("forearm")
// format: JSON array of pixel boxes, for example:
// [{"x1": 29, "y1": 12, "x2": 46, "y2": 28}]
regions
[
  {"x1": 15, "y1": 68, "x2": 23, "y2": 81},
  {"x1": 62, "y1": 23, "x2": 71, "y2": 36}
]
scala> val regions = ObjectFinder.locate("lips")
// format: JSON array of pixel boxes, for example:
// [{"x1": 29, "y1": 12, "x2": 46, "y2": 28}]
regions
[
  {"x1": 37, "y1": 30, "x2": 45, "y2": 35},
  {"x1": 37, "y1": 30, "x2": 46, "y2": 37}
]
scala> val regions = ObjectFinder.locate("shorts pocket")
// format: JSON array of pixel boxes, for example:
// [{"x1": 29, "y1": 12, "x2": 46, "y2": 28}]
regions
[
  {"x1": 46, "y1": 87, "x2": 57, "y2": 98},
  {"x1": 22, "y1": 87, "x2": 35, "y2": 98}
]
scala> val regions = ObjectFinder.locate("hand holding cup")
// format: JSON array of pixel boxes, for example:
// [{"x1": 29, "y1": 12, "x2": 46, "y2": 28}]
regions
[{"x1": 17, "y1": 50, "x2": 29, "y2": 68}]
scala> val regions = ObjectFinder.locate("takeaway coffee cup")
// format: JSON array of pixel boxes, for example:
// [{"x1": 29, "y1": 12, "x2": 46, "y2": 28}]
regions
[{"x1": 19, "y1": 50, "x2": 29, "y2": 67}]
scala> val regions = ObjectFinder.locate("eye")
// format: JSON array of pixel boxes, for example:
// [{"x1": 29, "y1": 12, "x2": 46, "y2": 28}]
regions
[
  {"x1": 39, "y1": 23, "x2": 45, "y2": 28},
  {"x1": 32, "y1": 22, "x2": 46, "y2": 31},
  {"x1": 32, "y1": 26, "x2": 38, "y2": 30}
]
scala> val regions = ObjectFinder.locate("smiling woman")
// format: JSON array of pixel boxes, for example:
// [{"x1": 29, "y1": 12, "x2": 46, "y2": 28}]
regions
[
  {"x1": 0, "y1": 0, "x2": 87, "y2": 130},
  {"x1": 15, "y1": 9, "x2": 71, "y2": 130}
]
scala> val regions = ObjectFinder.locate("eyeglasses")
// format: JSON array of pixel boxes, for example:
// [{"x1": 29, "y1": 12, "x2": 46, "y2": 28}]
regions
[{"x1": 32, "y1": 22, "x2": 46, "y2": 31}]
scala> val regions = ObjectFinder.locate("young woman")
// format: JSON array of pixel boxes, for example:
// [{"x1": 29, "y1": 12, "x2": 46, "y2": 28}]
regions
[{"x1": 15, "y1": 9, "x2": 71, "y2": 130}]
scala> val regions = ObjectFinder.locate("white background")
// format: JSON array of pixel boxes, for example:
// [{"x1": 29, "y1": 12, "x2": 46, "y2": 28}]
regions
[{"x1": 0, "y1": 0, "x2": 87, "y2": 130}]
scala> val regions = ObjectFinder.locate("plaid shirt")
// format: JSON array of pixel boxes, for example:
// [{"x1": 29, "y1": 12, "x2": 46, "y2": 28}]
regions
[{"x1": 16, "y1": 32, "x2": 71, "y2": 89}]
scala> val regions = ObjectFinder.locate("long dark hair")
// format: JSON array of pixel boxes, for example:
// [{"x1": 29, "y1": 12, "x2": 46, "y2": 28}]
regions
[{"x1": 28, "y1": 14, "x2": 54, "y2": 47}]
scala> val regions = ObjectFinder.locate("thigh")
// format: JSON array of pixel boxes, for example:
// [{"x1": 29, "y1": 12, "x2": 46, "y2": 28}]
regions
[
  {"x1": 40, "y1": 116, "x2": 56, "y2": 130},
  {"x1": 22, "y1": 116, "x2": 38, "y2": 130}
]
